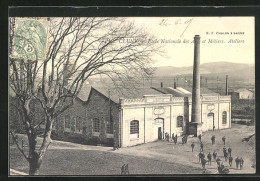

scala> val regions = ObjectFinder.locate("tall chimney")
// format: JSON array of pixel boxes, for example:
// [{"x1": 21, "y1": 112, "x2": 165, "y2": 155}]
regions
[
  {"x1": 174, "y1": 81, "x2": 177, "y2": 89},
  {"x1": 191, "y1": 35, "x2": 201, "y2": 123},
  {"x1": 226, "y1": 75, "x2": 228, "y2": 95},
  {"x1": 161, "y1": 82, "x2": 163, "y2": 88}
]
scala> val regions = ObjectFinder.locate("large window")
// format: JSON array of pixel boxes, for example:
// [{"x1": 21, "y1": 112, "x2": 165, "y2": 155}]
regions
[
  {"x1": 222, "y1": 111, "x2": 227, "y2": 124},
  {"x1": 177, "y1": 116, "x2": 183, "y2": 127},
  {"x1": 130, "y1": 120, "x2": 139, "y2": 134},
  {"x1": 93, "y1": 118, "x2": 100, "y2": 132},
  {"x1": 65, "y1": 115, "x2": 70, "y2": 128}
]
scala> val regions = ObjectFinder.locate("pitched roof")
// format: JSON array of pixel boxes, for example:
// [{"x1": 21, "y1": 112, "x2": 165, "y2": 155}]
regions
[{"x1": 90, "y1": 86, "x2": 164, "y2": 104}]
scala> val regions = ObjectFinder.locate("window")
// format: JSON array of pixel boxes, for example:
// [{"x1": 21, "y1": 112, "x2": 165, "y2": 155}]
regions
[
  {"x1": 106, "y1": 118, "x2": 113, "y2": 134},
  {"x1": 130, "y1": 120, "x2": 139, "y2": 134},
  {"x1": 65, "y1": 115, "x2": 70, "y2": 128},
  {"x1": 177, "y1": 116, "x2": 183, "y2": 127},
  {"x1": 93, "y1": 118, "x2": 100, "y2": 132},
  {"x1": 222, "y1": 111, "x2": 227, "y2": 124},
  {"x1": 76, "y1": 117, "x2": 82, "y2": 131}
]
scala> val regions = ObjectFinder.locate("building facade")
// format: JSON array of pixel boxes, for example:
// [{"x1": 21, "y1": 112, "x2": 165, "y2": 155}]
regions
[{"x1": 118, "y1": 93, "x2": 231, "y2": 147}]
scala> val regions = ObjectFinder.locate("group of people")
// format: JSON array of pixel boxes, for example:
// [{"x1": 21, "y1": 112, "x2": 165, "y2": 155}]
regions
[
  {"x1": 194, "y1": 134, "x2": 245, "y2": 174},
  {"x1": 121, "y1": 164, "x2": 129, "y2": 175},
  {"x1": 164, "y1": 132, "x2": 179, "y2": 145}
]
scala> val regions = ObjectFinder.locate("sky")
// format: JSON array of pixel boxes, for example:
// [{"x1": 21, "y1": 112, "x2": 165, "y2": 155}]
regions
[{"x1": 127, "y1": 17, "x2": 255, "y2": 67}]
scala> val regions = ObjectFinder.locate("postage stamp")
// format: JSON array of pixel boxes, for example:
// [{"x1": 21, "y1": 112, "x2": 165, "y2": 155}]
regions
[{"x1": 11, "y1": 18, "x2": 49, "y2": 61}]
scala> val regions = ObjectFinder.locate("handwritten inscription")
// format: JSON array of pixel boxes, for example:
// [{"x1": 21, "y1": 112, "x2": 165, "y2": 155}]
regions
[{"x1": 159, "y1": 18, "x2": 194, "y2": 38}]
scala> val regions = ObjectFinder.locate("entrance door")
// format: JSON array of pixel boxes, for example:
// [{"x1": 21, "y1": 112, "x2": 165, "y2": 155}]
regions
[
  {"x1": 207, "y1": 113, "x2": 214, "y2": 130},
  {"x1": 158, "y1": 127, "x2": 162, "y2": 140}
]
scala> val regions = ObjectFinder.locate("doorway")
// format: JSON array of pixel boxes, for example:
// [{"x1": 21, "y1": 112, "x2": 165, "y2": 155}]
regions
[
  {"x1": 158, "y1": 127, "x2": 162, "y2": 140},
  {"x1": 207, "y1": 113, "x2": 214, "y2": 130}
]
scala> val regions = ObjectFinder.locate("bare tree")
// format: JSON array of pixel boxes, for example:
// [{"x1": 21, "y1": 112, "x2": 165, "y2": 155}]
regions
[{"x1": 9, "y1": 17, "x2": 163, "y2": 175}]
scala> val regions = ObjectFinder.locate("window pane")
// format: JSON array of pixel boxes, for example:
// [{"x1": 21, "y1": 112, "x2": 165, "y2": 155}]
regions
[
  {"x1": 65, "y1": 115, "x2": 70, "y2": 128},
  {"x1": 177, "y1": 116, "x2": 183, "y2": 127},
  {"x1": 130, "y1": 120, "x2": 139, "y2": 134},
  {"x1": 222, "y1": 111, "x2": 227, "y2": 124},
  {"x1": 93, "y1": 118, "x2": 100, "y2": 132}
]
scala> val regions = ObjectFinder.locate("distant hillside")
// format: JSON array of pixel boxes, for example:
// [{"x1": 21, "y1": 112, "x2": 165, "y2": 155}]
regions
[{"x1": 154, "y1": 62, "x2": 254, "y2": 79}]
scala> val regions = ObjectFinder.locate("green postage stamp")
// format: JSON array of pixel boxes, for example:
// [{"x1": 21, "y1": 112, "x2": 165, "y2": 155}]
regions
[{"x1": 11, "y1": 18, "x2": 49, "y2": 61}]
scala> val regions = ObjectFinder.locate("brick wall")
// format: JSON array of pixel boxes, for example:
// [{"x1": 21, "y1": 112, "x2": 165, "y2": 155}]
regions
[{"x1": 86, "y1": 88, "x2": 119, "y2": 142}]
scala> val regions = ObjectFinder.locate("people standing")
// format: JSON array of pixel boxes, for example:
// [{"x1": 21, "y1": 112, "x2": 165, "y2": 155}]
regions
[
  {"x1": 207, "y1": 152, "x2": 212, "y2": 165},
  {"x1": 182, "y1": 137, "x2": 185, "y2": 145},
  {"x1": 172, "y1": 133, "x2": 174, "y2": 141},
  {"x1": 185, "y1": 135, "x2": 188, "y2": 143},
  {"x1": 175, "y1": 135, "x2": 178, "y2": 143},
  {"x1": 222, "y1": 136, "x2": 226, "y2": 145},
  {"x1": 235, "y1": 157, "x2": 240, "y2": 169},
  {"x1": 191, "y1": 142, "x2": 195, "y2": 152},
  {"x1": 229, "y1": 156, "x2": 233, "y2": 167}
]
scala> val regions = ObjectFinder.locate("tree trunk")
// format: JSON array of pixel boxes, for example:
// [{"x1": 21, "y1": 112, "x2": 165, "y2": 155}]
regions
[{"x1": 29, "y1": 153, "x2": 42, "y2": 175}]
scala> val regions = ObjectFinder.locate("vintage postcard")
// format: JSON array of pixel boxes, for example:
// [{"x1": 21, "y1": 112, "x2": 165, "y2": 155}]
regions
[{"x1": 9, "y1": 15, "x2": 255, "y2": 175}]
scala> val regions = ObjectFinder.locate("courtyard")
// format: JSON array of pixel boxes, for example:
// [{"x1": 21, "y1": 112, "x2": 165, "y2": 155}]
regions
[{"x1": 9, "y1": 123, "x2": 255, "y2": 175}]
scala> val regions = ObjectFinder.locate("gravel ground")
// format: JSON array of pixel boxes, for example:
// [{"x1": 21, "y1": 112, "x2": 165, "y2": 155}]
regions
[{"x1": 9, "y1": 123, "x2": 255, "y2": 175}]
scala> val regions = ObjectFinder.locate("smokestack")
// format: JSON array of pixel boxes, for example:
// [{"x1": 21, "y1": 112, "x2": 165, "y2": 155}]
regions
[
  {"x1": 191, "y1": 35, "x2": 201, "y2": 123},
  {"x1": 161, "y1": 82, "x2": 163, "y2": 88},
  {"x1": 226, "y1": 75, "x2": 228, "y2": 95},
  {"x1": 174, "y1": 82, "x2": 177, "y2": 89}
]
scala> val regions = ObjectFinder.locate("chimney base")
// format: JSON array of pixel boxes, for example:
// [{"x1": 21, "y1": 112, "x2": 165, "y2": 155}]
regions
[{"x1": 189, "y1": 122, "x2": 203, "y2": 137}]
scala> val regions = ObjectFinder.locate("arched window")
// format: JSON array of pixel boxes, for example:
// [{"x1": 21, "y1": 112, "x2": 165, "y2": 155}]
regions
[
  {"x1": 177, "y1": 116, "x2": 183, "y2": 127},
  {"x1": 130, "y1": 120, "x2": 139, "y2": 134},
  {"x1": 93, "y1": 118, "x2": 100, "y2": 132},
  {"x1": 222, "y1": 111, "x2": 227, "y2": 124}
]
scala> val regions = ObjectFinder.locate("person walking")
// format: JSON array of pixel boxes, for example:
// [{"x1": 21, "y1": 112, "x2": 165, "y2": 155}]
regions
[
  {"x1": 240, "y1": 157, "x2": 244, "y2": 170},
  {"x1": 216, "y1": 158, "x2": 221, "y2": 167},
  {"x1": 213, "y1": 151, "x2": 217, "y2": 160},
  {"x1": 207, "y1": 152, "x2": 212, "y2": 165},
  {"x1": 222, "y1": 136, "x2": 226, "y2": 145},
  {"x1": 228, "y1": 147, "x2": 232, "y2": 157},
  {"x1": 223, "y1": 146, "x2": 227, "y2": 156},
  {"x1": 229, "y1": 156, "x2": 233, "y2": 167},
  {"x1": 191, "y1": 142, "x2": 195, "y2": 152},
  {"x1": 201, "y1": 158, "x2": 207, "y2": 170},
  {"x1": 121, "y1": 164, "x2": 126, "y2": 175},
  {"x1": 235, "y1": 157, "x2": 240, "y2": 169},
  {"x1": 182, "y1": 137, "x2": 185, "y2": 145},
  {"x1": 172, "y1": 133, "x2": 174, "y2": 141},
  {"x1": 199, "y1": 152, "x2": 203, "y2": 163},
  {"x1": 223, "y1": 151, "x2": 227, "y2": 161},
  {"x1": 211, "y1": 135, "x2": 215, "y2": 145},
  {"x1": 185, "y1": 135, "x2": 188, "y2": 143},
  {"x1": 200, "y1": 142, "x2": 204, "y2": 152},
  {"x1": 198, "y1": 134, "x2": 202, "y2": 142}
]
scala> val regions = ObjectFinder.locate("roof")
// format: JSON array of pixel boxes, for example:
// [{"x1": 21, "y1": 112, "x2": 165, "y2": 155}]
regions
[
  {"x1": 152, "y1": 86, "x2": 218, "y2": 97},
  {"x1": 77, "y1": 84, "x2": 92, "y2": 102},
  {"x1": 90, "y1": 86, "x2": 164, "y2": 104}
]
